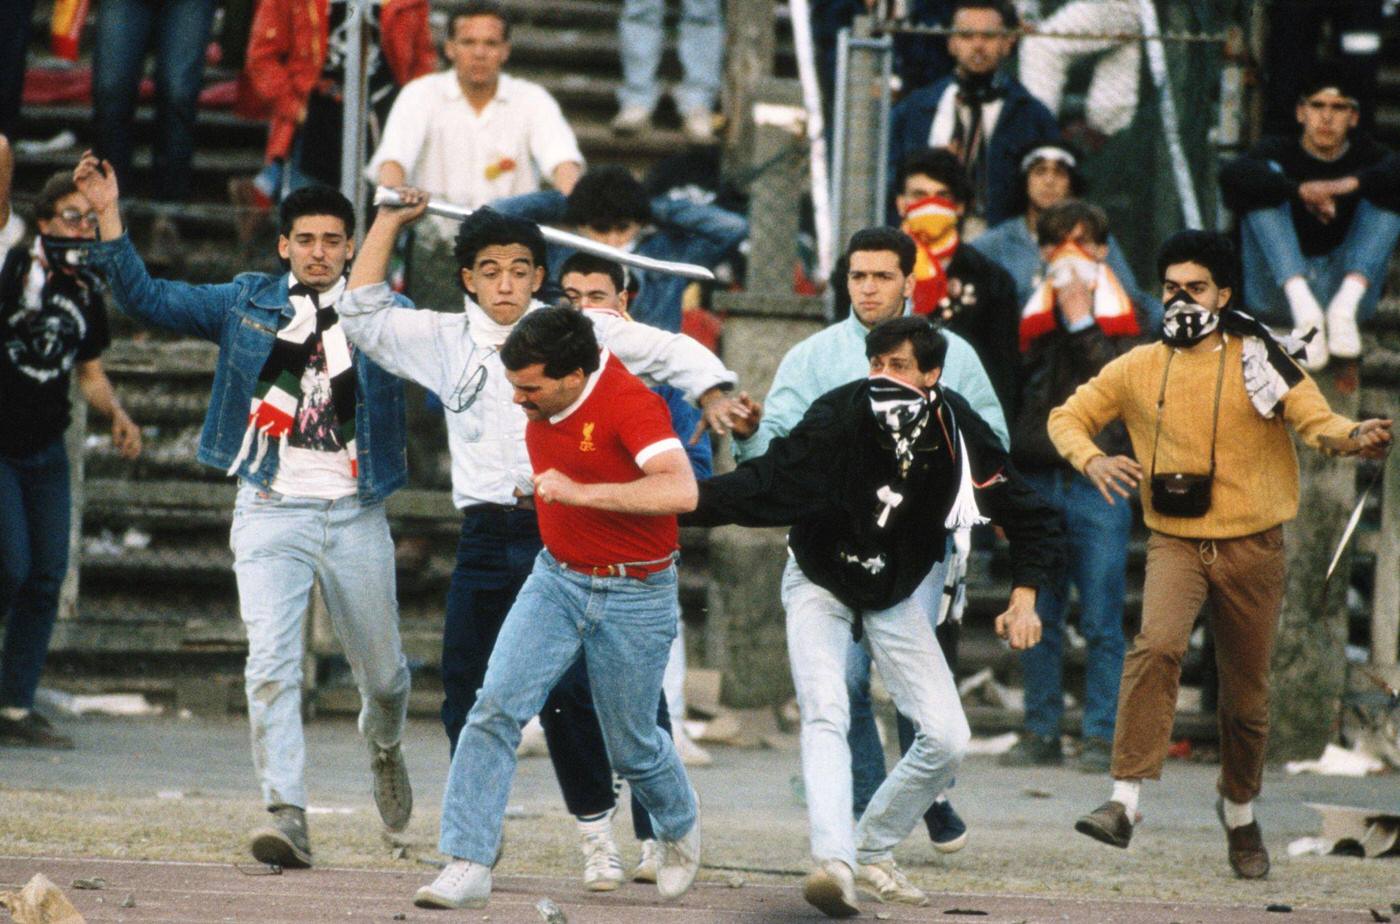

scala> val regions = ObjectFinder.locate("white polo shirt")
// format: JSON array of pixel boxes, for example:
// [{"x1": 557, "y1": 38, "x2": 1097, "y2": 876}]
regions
[{"x1": 367, "y1": 71, "x2": 583, "y2": 208}]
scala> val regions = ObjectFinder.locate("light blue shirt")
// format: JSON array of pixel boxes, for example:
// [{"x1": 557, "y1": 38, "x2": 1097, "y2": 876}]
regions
[
  {"x1": 734, "y1": 312, "x2": 1010, "y2": 462},
  {"x1": 969, "y1": 216, "x2": 1161, "y2": 335}
]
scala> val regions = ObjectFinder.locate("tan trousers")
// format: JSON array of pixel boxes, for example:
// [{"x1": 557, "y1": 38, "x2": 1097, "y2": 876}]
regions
[{"x1": 1110, "y1": 527, "x2": 1286, "y2": 804}]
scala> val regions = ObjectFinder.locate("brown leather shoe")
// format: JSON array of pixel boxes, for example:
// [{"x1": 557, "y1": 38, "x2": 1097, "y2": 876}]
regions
[
  {"x1": 1216, "y1": 799, "x2": 1270, "y2": 879},
  {"x1": 1074, "y1": 800, "x2": 1133, "y2": 848}
]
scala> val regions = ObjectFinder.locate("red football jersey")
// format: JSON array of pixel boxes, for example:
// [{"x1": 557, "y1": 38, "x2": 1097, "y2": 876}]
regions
[{"x1": 526, "y1": 351, "x2": 684, "y2": 567}]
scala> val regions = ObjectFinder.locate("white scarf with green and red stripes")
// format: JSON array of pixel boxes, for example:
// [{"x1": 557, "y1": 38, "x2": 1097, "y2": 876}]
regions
[{"x1": 227, "y1": 276, "x2": 357, "y2": 478}]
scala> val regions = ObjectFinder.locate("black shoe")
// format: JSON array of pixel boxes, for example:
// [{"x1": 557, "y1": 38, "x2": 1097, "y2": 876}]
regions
[
  {"x1": 1074, "y1": 800, "x2": 1133, "y2": 848},
  {"x1": 926, "y1": 799, "x2": 968, "y2": 853},
  {"x1": 998, "y1": 733, "x2": 1063, "y2": 767},
  {"x1": 250, "y1": 805, "x2": 313, "y2": 868},
  {"x1": 0, "y1": 711, "x2": 74, "y2": 749},
  {"x1": 1216, "y1": 798, "x2": 1270, "y2": 879},
  {"x1": 1076, "y1": 736, "x2": 1113, "y2": 774}
]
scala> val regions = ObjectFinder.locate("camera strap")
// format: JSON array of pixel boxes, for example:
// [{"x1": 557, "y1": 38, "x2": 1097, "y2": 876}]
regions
[{"x1": 1149, "y1": 339, "x2": 1228, "y2": 482}]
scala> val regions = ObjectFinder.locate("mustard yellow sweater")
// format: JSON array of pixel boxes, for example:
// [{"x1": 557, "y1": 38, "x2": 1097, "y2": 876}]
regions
[{"x1": 1047, "y1": 335, "x2": 1356, "y2": 539}]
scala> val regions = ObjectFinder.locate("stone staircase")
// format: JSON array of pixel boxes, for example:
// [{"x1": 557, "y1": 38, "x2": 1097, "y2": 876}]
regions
[{"x1": 15, "y1": 3, "x2": 1400, "y2": 734}]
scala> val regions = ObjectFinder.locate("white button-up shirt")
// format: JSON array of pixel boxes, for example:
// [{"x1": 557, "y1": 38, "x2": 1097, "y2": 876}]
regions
[
  {"x1": 367, "y1": 71, "x2": 583, "y2": 208},
  {"x1": 338, "y1": 284, "x2": 737, "y2": 509}
]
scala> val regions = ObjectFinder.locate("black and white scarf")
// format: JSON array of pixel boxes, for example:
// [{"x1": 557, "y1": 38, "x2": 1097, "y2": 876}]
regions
[{"x1": 228, "y1": 276, "x2": 357, "y2": 477}]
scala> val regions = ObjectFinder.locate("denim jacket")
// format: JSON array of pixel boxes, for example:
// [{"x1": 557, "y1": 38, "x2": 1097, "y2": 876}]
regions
[{"x1": 85, "y1": 234, "x2": 407, "y2": 501}]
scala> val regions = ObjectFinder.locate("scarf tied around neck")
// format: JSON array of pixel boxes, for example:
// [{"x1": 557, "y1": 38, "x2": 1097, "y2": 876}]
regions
[{"x1": 228, "y1": 275, "x2": 358, "y2": 478}]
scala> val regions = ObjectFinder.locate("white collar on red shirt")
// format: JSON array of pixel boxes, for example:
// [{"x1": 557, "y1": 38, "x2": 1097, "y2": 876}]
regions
[{"x1": 549, "y1": 348, "x2": 610, "y2": 424}]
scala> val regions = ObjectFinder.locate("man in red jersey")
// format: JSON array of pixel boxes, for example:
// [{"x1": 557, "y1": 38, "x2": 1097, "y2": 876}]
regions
[{"x1": 414, "y1": 305, "x2": 701, "y2": 911}]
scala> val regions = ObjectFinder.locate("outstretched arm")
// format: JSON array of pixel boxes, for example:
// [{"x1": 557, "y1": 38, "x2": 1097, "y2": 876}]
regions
[
  {"x1": 340, "y1": 187, "x2": 459, "y2": 394},
  {"x1": 74, "y1": 152, "x2": 238, "y2": 342}
]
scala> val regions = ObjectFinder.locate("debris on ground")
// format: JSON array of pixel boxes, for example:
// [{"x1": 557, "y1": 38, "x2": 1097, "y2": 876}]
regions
[
  {"x1": 68, "y1": 879, "x2": 104, "y2": 891},
  {"x1": 36, "y1": 688, "x2": 163, "y2": 718},
  {"x1": 1368, "y1": 909, "x2": 1390, "y2": 923},
  {"x1": 1285, "y1": 743, "x2": 1385, "y2": 777},
  {"x1": 726, "y1": 875, "x2": 745, "y2": 888},
  {"x1": 119, "y1": 894, "x2": 135, "y2": 909},
  {"x1": 392, "y1": 914, "x2": 406, "y2": 921},
  {"x1": 535, "y1": 898, "x2": 567, "y2": 923},
  {"x1": 1022, "y1": 787, "x2": 1054, "y2": 799},
  {"x1": 1266, "y1": 904, "x2": 1293, "y2": 913},
  {"x1": 0, "y1": 874, "x2": 86, "y2": 924},
  {"x1": 1304, "y1": 803, "x2": 1400, "y2": 858}
]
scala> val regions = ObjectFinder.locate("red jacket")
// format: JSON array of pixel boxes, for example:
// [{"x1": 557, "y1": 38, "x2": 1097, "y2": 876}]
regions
[{"x1": 236, "y1": 0, "x2": 437, "y2": 161}]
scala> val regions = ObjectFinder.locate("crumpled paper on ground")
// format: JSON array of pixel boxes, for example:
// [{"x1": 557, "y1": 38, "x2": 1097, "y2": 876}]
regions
[
  {"x1": 1284, "y1": 742, "x2": 1385, "y2": 777},
  {"x1": 0, "y1": 873, "x2": 86, "y2": 924}
]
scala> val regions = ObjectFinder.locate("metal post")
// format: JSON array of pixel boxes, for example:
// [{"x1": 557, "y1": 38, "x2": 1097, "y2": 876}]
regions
[
  {"x1": 340, "y1": 0, "x2": 370, "y2": 236},
  {"x1": 830, "y1": 27, "x2": 851, "y2": 256},
  {"x1": 834, "y1": 19, "x2": 893, "y2": 249},
  {"x1": 1136, "y1": 0, "x2": 1202, "y2": 230}
]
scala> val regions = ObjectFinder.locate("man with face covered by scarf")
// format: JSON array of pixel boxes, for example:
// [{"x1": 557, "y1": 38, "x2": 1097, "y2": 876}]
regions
[
  {"x1": 0, "y1": 149, "x2": 141, "y2": 750},
  {"x1": 686, "y1": 315, "x2": 1061, "y2": 917},
  {"x1": 1049, "y1": 231, "x2": 1391, "y2": 880},
  {"x1": 895, "y1": 147, "x2": 1022, "y2": 418}
]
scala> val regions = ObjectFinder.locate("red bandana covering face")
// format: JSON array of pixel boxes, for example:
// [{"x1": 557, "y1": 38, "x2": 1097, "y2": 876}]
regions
[
  {"x1": 1018, "y1": 240, "x2": 1139, "y2": 352},
  {"x1": 900, "y1": 195, "x2": 960, "y2": 316}
]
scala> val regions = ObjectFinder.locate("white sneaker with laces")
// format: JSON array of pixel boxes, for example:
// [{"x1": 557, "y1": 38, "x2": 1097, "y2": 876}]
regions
[
  {"x1": 413, "y1": 859, "x2": 491, "y2": 909},
  {"x1": 1325, "y1": 303, "x2": 1361, "y2": 360},
  {"x1": 581, "y1": 829, "x2": 625, "y2": 891},
  {"x1": 632, "y1": 838, "x2": 660, "y2": 883},
  {"x1": 657, "y1": 820, "x2": 701, "y2": 900},
  {"x1": 802, "y1": 859, "x2": 859, "y2": 918},
  {"x1": 855, "y1": 859, "x2": 928, "y2": 906}
]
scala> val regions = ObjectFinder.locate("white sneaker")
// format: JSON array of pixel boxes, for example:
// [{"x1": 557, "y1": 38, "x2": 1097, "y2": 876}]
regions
[
  {"x1": 657, "y1": 820, "x2": 701, "y2": 900},
  {"x1": 1325, "y1": 304, "x2": 1361, "y2": 360},
  {"x1": 855, "y1": 859, "x2": 928, "y2": 906},
  {"x1": 413, "y1": 859, "x2": 491, "y2": 909},
  {"x1": 611, "y1": 105, "x2": 652, "y2": 135},
  {"x1": 632, "y1": 838, "x2": 660, "y2": 883},
  {"x1": 683, "y1": 109, "x2": 716, "y2": 143},
  {"x1": 581, "y1": 829, "x2": 625, "y2": 892},
  {"x1": 802, "y1": 859, "x2": 859, "y2": 918},
  {"x1": 1289, "y1": 295, "x2": 1329, "y2": 371},
  {"x1": 674, "y1": 725, "x2": 713, "y2": 767}
]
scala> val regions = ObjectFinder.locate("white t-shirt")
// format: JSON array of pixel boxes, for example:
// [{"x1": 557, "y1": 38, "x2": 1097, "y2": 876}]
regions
[
  {"x1": 366, "y1": 71, "x2": 584, "y2": 209},
  {"x1": 270, "y1": 340, "x2": 358, "y2": 500}
]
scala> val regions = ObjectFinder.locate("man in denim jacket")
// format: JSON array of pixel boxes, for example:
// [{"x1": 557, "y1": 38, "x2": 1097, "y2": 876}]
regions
[{"x1": 75, "y1": 154, "x2": 412, "y2": 870}]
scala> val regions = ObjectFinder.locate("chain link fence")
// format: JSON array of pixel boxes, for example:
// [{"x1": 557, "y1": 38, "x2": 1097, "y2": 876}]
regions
[{"x1": 828, "y1": 1, "x2": 1238, "y2": 286}]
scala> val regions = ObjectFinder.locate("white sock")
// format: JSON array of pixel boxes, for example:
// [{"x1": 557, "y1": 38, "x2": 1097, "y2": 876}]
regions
[
  {"x1": 1326, "y1": 275, "x2": 1367, "y2": 322},
  {"x1": 1284, "y1": 276, "x2": 1324, "y2": 330},
  {"x1": 1110, "y1": 780, "x2": 1140, "y2": 819},
  {"x1": 0, "y1": 706, "x2": 28, "y2": 721},
  {"x1": 576, "y1": 809, "x2": 614, "y2": 838},
  {"x1": 1222, "y1": 798, "x2": 1254, "y2": 829}
]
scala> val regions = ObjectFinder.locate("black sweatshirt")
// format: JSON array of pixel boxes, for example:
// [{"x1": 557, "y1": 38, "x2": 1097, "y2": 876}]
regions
[
  {"x1": 1219, "y1": 134, "x2": 1400, "y2": 256},
  {"x1": 684, "y1": 380, "x2": 1063, "y2": 614}
]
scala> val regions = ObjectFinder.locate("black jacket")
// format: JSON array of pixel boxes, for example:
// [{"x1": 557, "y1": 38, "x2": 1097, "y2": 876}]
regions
[
  {"x1": 1219, "y1": 134, "x2": 1400, "y2": 256},
  {"x1": 684, "y1": 381, "x2": 1062, "y2": 613},
  {"x1": 938, "y1": 245, "x2": 1023, "y2": 422},
  {"x1": 1012, "y1": 309, "x2": 1146, "y2": 472}
]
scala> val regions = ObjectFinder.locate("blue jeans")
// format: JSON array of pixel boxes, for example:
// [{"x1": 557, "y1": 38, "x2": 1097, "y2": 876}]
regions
[
  {"x1": 1240, "y1": 199, "x2": 1400, "y2": 326},
  {"x1": 617, "y1": 0, "x2": 723, "y2": 113},
  {"x1": 784, "y1": 558, "x2": 968, "y2": 866},
  {"x1": 439, "y1": 550, "x2": 697, "y2": 864},
  {"x1": 848, "y1": 538, "x2": 951, "y2": 817},
  {"x1": 92, "y1": 0, "x2": 217, "y2": 201},
  {"x1": 0, "y1": 440, "x2": 71, "y2": 711},
  {"x1": 230, "y1": 484, "x2": 411, "y2": 809},
  {"x1": 1019, "y1": 468, "x2": 1131, "y2": 741}
]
